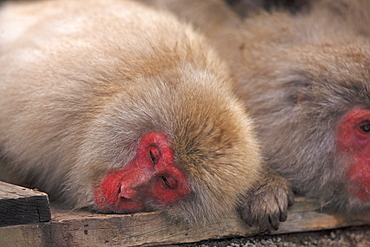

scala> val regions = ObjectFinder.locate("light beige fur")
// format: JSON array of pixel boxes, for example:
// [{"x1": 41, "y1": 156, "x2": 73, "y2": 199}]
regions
[{"x1": 0, "y1": 0, "x2": 267, "y2": 224}]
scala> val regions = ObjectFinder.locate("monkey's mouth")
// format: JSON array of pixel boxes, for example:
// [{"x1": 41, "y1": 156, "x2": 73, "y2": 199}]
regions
[{"x1": 349, "y1": 182, "x2": 370, "y2": 202}]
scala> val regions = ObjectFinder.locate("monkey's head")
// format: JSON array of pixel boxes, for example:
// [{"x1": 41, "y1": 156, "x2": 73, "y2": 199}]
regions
[
  {"x1": 242, "y1": 40, "x2": 370, "y2": 212},
  {"x1": 305, "y1": 44, "x2": 370, "y2": 211},
  {"x1": 65, "y1": 60, "x2": 261, "y2": 223}
]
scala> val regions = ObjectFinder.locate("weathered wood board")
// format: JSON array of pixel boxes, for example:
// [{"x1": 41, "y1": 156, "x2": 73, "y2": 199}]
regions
[
  {"x1": 0, "y1": 196, "x2": 369, "y2": 247},
  {"x1": 0, "y1": 181, "x2": 51, "y2": 227}
]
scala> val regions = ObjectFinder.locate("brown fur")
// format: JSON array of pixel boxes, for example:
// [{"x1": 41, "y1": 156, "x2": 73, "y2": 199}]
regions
[
  {"x1": 225, "y1": 0, "x2": 370, "y2": 35},
  {"x1": 144, "y1": 0, "x2": 370, "y2": 212},
  {"x1": 0, "y1": 0, "x2": 292, "y2": 228},
  {"x1": 310, "y1": 0, "x2": 370, "y2": 37}
]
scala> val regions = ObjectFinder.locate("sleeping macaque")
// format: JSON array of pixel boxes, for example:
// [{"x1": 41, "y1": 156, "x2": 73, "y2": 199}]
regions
[
  {"x1": 0, "y1": 0, "x2": 293, "y2": 230},
  {"x1": 141, "y1": 0, "x2": 370, "y2": 213},
  {"x1": 235, "y1": 11, "x2": 370, "y2": 213}
]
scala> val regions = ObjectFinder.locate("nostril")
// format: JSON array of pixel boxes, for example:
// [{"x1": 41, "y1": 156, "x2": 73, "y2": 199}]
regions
[{"x1": 119, "y1": 185, "x2": 137, "y2": 199}]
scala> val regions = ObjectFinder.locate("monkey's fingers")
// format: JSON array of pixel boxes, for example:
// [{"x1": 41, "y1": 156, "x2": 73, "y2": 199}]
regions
[
  {"x1": 238, "y1": 199, "x2": 278, "y2": 232},
  {"x1": 238, "y1": 191, "x2": 282, "y2": 232},
  {"x1": 277, "y1": 190, "x2": 294, "y2": 222},
  {"x1": 238, "y1": 168, "x2": 294, "y2": 232}
]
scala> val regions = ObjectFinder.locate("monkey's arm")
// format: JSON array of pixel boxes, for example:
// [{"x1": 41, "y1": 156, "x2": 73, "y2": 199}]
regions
[
  {"x1": 137, "y1": 0, "x2": 294, "y2": 231},
  {"x1": 239, "y1": 166, "x2": 294, "y2": 232}
]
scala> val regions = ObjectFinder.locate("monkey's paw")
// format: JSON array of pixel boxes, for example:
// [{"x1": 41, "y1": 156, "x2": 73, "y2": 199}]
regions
[{"x1": 238, "y1": 173, "x2": 294, "y2": 232}]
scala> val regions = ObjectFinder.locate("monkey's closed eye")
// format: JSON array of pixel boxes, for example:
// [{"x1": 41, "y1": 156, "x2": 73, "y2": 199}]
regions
[
  {"x1": 148, "y1": 146, "x2": 162, "y2": 167},
  {"x1": 150, "y1": 150, "x2": 157, "y2": 165},
  {"x1": 161, "y1": 176, "x2": 172, "y2": 189},
  {"x1": 359, "y1": 123, "x2": 370, "y2": 133},
  {"x1": 161, "y1": 175, "x2": 177, "y2": 190}
]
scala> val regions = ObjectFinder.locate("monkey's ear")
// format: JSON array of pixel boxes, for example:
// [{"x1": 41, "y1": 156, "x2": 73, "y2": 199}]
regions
[{"x1": 284, "y1": 74, "x2": 313, "y2": 104}]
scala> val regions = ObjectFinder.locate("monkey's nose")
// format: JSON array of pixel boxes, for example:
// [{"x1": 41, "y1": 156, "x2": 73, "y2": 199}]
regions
[{"x1": 118, "y1": 184, "x2": 138, "y2": 199}]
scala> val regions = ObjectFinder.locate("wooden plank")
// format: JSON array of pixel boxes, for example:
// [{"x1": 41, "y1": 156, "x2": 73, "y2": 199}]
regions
[
  {"x1": 0, "y1": 197, "x2": 369, "y2": 247},
  {"x1": 0, "y1": 181, "x2": 51, "y2": 227}
]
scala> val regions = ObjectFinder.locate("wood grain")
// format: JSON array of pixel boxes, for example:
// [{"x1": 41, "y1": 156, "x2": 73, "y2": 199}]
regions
[
  {"x1": 0, "y1": 181, "x2": 51, "y2": 227},
  {"x1": 0, "y1": 194, "x2": 369, "y2": 247}
]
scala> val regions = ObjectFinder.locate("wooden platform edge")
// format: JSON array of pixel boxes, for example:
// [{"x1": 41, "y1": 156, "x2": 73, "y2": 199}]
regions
[
  {"x1": 0, "y1": 197, "x2": 369, "y2": 247},
  {"x1": 0, "y1": 181, "x2": 51, "y2": 227}
]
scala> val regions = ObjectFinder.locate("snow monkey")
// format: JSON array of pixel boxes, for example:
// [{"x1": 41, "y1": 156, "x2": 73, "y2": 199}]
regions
[
  {"x1": 0, "y1": 0, "x2": 292, "y2": 230},
  {"x1": 139, "y1": 0, "x2": 370, "y2": 213}
]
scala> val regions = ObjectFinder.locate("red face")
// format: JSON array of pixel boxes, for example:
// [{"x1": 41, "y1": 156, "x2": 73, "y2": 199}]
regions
[
  {"x1": 94, "y1": 132, "x2": 190, "y2": 213},
  {"x1": 337, "y1": 108, "x2": 370, "y2": 201}
]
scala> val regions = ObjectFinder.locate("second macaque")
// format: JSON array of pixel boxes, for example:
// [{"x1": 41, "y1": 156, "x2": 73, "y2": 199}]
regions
[
  {"x1": 0, "y1": 0, "x2": 293, "y2": 230},
  {"x1": 142, "y1": 0, "x2": 370, "y2": 213}
]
